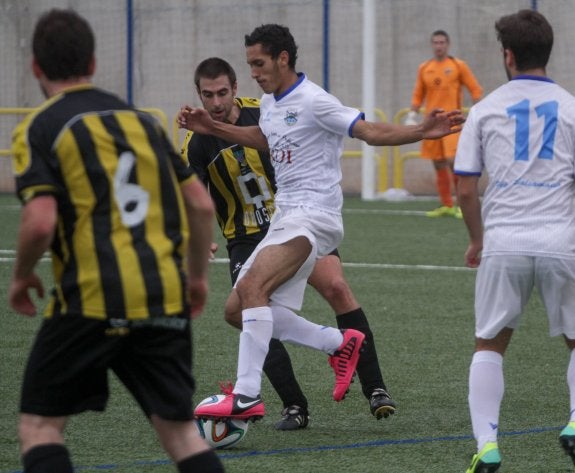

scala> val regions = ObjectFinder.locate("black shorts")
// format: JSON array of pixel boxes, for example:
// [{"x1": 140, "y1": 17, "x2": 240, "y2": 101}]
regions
[
  {"x1": 227, "y1": 234, "x2": 264, "y2": 285},
  {"x1": 20, "y1": 315, "x2": 195, "y2": 421}
]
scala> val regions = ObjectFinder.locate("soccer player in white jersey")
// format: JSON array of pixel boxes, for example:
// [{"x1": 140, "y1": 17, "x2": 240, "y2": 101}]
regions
[
  {"x1": 455, "y1": 9, "x2": 575, "y2": 472},
  {"x1": 179, "y1": 23, "x2": 464, "y2": 422}
]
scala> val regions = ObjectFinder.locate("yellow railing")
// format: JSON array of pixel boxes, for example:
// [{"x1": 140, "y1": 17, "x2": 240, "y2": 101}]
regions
[
  {"x1": 343, "y1": 108, "x2": 389, "y2": 193},
  {"x1": 0, "y1": 108, "x2": 34, "y2": 157},
  {"x1": 392, "y1": 108, "x2": 420, "y2": 189},
  {"x1": 2, "y1": 106, "x2": 394, "y2": 193},
  {"x1": 173, "y1": 107, "x2": 390, "y2": 193}
]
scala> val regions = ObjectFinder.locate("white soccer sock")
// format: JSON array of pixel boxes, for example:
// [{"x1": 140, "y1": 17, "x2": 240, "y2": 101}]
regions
[
  {"x1": 567, "y1": 349, "x2": 575, "y2": 423},
  {"x1": 233, "y1": 307, "x2": 273, "y2": 398},
  {"x1": 270, "y1": 304, "x2": 343, "y2": 353},
  {"x1": 468, "y1": 350, "x2": 504, "y2": 451}
]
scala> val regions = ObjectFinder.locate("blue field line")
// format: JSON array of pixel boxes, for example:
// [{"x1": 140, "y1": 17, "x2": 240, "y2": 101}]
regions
[{"x1": 1, "y1": 425, "x2": 561, "y2": 473}]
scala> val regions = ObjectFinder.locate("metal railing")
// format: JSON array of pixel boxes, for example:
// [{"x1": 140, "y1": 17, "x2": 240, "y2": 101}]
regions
[{"x1": 2, "y1": 106, "x2": 399, "y2": 194}]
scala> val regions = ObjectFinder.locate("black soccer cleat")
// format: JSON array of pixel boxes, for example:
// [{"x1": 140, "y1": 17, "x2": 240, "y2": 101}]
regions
[
  {"x1": 369, "y1": 388, "x2": 396, "y2": 419},
  {"x1": 274, "y1": 405, "x2": 310, "y2": 431}
]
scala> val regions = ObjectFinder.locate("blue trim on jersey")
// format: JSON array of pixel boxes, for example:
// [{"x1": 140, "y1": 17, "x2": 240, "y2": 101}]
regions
[
  {"x1": 275, "y1": 73, "x2": 306, "y2": 101},
  {"x1": 512, "y1": 74, "x2": 554, "y2": 84},
  {"x1": 348, "y1": 113, "x2": 365, "y2": 137},
  {"x1": 454, "y1": 170, "x2": 482, "y2": 176}
]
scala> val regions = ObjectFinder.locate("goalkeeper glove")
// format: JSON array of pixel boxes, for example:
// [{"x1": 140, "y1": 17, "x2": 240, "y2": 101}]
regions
[{"x1": 404, "y1": 110, "x2": 418, "y2": 126}]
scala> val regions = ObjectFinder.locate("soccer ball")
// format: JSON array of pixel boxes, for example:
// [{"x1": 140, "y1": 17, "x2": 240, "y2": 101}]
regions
[
  {"x1": 196, "y1": 417, "x2": 248, "y2": 449},
  {"x1": 195, "y1": 395, "x2": 249, "y2": 449}
]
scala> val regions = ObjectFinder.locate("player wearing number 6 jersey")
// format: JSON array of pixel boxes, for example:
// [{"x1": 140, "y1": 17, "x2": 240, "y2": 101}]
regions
[
  {"x1": 9, "y1": 9, "x2": 224, "y2": 473},
  {"x1": 455, "y1": 9, "x2": 575, "y2": 472},
  {"x1": 181, "y1": 57, "x2": 396, "y2": 430}
]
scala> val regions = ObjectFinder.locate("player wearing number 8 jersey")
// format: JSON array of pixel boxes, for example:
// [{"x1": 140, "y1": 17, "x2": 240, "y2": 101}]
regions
[
  {"x1": 455, "y1": 9, "x2": 575, "y2": 472},
  {"x1": 9, "y1": 8, "x2": 224, "y2": 473}
]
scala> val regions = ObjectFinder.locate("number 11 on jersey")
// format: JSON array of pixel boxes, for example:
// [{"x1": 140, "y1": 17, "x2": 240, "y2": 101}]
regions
[{"x1": 507, "y1": 99, "x2": 558, "y2": 161}]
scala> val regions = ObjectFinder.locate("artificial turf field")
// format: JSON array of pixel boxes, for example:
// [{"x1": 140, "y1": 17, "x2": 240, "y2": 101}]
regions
[{"x1": 0, "y1": 194, "x2": 572, "y2": 473}]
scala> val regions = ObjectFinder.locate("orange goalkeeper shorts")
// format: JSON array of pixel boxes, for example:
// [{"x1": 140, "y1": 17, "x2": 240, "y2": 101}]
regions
[{"x1": 420, "y1": 131, "x2": 461, "y2": 160}]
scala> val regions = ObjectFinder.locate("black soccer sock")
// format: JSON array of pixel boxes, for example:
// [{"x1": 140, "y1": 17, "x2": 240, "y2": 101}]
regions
[
  {"x1": 177, "y1": 450, "x2": 225, "y2": 473},
  {"x1": 263, "y1": 338, "x2": 308, "y2": 409},
  {"x1": 22, "y1": 444, "x2": 73, "y2": 473},
  {"x1": 337, "y1": 308, "x2": 388, "y2": 399}
]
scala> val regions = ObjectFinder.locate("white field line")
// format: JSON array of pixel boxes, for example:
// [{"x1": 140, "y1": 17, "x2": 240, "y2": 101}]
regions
[
  {"x1": 343, "y1": 208, "x2": 428, "y2": 216},
  {"x1": 1, "y1": 205, "x2": 429, "y2": 216},
  {"x1": 0, "y1": 205, "x2": 458, "y2": 268},
  {"x1": 0, "y1": 252, "x2": 472, "y2": 272},
  {"x1": 210, "y1": 257, "x2": 472, "y2": 272},
  {"x1": 0, "y1": 249, "x2": 50, "y2": 263}
]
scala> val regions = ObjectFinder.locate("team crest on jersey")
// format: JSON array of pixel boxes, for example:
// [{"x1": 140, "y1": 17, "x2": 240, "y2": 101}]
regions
[
  {"x1": 284, "y1": 109, "x2": 298, "y2": 126},
  {"x1": 232, "y1": 147, "x2": 246, "y2": 165}
]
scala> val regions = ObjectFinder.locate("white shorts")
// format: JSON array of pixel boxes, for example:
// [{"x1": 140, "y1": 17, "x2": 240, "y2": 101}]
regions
[
  {"x1": 236, "y1": 205, "x2": 343, "y2": 310},
  {"x1": 475, "y1": 255, "x2": 575, "y2": 339}
]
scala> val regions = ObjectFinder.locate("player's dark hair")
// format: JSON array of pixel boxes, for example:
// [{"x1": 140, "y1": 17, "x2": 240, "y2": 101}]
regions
[
  {"x1": 32, "y1": 8, "x2": 95, "y2": 80},
  {"x1": 245, "y1": 24, "x2": 298, "y2": 69},
  {"x1": 495, "y1": 9, "x2": 553, "y2": 71},
  {"x1": 194, "y1": 57, "x2": 237, "y2": 91},
  {"x1": 431, "y1": 30, "x2": 450, "y2": 42}
]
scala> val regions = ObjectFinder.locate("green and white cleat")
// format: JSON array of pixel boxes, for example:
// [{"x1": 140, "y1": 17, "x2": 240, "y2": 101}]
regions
[
  {"x1": 560, "y1": 422, "x2": 575, "y2": 466},
  {"x1": 465, "y1": 442, "x2": 501, "y2": 473}
]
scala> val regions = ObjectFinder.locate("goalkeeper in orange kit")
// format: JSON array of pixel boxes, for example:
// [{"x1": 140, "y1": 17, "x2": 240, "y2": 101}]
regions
[{"x1": 405, "y1": 30, "x2": 483, "y2": 218}]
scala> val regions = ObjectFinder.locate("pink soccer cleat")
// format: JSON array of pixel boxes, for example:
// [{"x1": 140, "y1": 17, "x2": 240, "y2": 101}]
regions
[
  {"x1": 328, "y1": 329, "x2": 366, "y2": 401},
  {"x1": 194, "y1": 392, "x2": 265, "y2": 422}
]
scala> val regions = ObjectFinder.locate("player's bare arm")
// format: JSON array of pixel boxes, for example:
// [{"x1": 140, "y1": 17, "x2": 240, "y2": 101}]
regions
[
  {"x1": 457, "y1": 175, "x2": 483, "y2": 268},
  {"x1": 181, "y1": 177, "x2": 215, "y2": 319},
  {"x1": 9, "y1": 195, "x2": 57, "y2": 316},
  {"x1": 352, "y1": 109, "x2": 464, "y2": 146},
  {"x1": 178, "y1": 105, "x2": 269, "y2": 151}
]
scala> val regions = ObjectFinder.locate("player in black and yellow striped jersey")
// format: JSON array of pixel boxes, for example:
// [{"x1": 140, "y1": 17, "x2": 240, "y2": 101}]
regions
[
  {"x1": 9, "y1": 9, "x2": 224, "y2": 473},
  {"x1": 181, "y1": 96, "x2": 275, "y2": 248},
  {"x1": 179, "y1": 57, "x2": 396, "y2": 431},
  {"x1": 13, "y1": 87, "x2": 192, "y2": 321}
]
